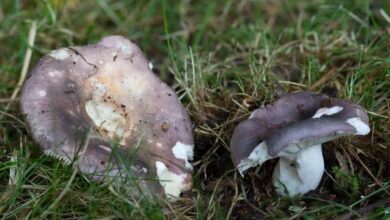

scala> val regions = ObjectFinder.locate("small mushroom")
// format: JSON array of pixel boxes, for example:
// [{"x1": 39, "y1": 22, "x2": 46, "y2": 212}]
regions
[
  {"x1": 230, "y1": 91, "x2": 370, "y2": 197},
  {"x1": 20, "y1": 36, "x2": 194, "y2": 198}
]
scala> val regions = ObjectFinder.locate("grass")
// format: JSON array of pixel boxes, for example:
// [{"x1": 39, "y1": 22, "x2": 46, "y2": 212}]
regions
[{"x1": 0, "y1": 0, "x2": 389, "y2": 219}]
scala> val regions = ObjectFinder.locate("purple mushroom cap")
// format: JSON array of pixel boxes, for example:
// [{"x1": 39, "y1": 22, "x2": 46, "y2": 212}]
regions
[
  {"x1": 230, "y1": 91, "x2": 370, "y2": 196},
  {"x1": 21, "y1": 36, "x2": 194, "y2": 198}
]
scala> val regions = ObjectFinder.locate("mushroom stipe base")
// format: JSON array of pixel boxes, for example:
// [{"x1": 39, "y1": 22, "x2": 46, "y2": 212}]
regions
[{"x1": 230, "y1": 91, "x2": 370, "y2": 197}]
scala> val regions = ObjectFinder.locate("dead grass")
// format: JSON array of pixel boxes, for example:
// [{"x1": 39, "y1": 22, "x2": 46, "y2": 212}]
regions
[{"x1": 0, "y1": 0, "x2": 389, "y2": 219}]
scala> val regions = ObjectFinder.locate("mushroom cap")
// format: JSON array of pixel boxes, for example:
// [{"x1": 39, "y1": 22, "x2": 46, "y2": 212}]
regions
[
  {"x1": 21, "y1": 35, "x2": 194, "y2": 198},
  {"x1": 230, "y1": 91, "x2": 370, "y2": 170}
]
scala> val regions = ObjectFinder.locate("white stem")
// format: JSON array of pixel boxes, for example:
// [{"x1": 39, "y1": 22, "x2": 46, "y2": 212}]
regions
[{"x1": 272, "y1": 144, "x2": 324, "y2": 197}]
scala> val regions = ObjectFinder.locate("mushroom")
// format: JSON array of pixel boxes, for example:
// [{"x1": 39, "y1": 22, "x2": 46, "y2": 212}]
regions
[
  {"x1": 20, "y1": 35, "x2": 194, "y2": 198},
  {"x1": 230, "y1": 91, "x2": 370, "y2": 197}
]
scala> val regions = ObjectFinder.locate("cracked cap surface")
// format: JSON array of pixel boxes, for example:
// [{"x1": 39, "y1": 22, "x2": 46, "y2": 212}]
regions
[{"x1": 21, "y1": 35, "x2": 194, "y2": 198}]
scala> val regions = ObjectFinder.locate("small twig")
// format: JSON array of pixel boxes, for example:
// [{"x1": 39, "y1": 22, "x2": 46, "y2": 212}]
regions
[
  {"x1": 347, "y1": 147, "x2": 390, "y2": 196},
  {"x1": 207, "y1": 169, "x2": 234, "y2": 208},
  {"x1": 226, "y1": 173, "x2": 239, "y2": 220},
  {"x1": 162, "y1": 199, "x2": 178, "y2": 219},
  {"x1": 239, "y1": 179, "x2": 267, "y2": 216}
]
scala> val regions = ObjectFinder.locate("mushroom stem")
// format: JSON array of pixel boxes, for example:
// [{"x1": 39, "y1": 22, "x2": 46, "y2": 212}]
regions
[
  {"x1": 272, "y1": 144, "x2": 324, "y2": 196},
  {"x1": 230, "y1": 92, "x2": 370, "y2": 197}
]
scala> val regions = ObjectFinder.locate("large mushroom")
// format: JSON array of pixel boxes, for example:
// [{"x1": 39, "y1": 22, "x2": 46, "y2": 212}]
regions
[
  {"x1": 230, "y1": 91, "x2": 370, "y2": 197},
  {"x1": 20, "y1": 36, "x2": 194, "y2": 198}
]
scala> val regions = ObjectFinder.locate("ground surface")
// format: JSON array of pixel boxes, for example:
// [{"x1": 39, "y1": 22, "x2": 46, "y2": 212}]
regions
[{"x1": 0, "y1": 0, "x2": 389, "y2": 219}]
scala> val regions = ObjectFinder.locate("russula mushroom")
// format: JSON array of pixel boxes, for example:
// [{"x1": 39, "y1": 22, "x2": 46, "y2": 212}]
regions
[
  {"x1": 230, "y1": 91, "x2": 370, "y2": 197},
  {"x1": 20, "y1": 35, "x2": 194, "y2": 198}
]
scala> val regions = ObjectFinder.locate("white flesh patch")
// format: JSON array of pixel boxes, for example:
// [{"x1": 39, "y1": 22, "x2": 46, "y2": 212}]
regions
[
  {"x1": 103, "y1": 64, "x2": 114, "y2": 75},
  {"x1": 49, "y1": 48, "x2": 70, "y2": 60},
  {"x1": 48, "y1": 70, "x2": 62, "y2": 77},
  {"x1": 172, "y1": 142, "x2": 194, "y2": 170},
  {"x1": 85, "y1": 100, "x2": 125, "y2": 138},
  {"x1": 121, "y1": 75, "x2": 147, "y2": 97},
  {"x1": 148, "y1": 62, "x2": 154, "y2": 70},
  {"x1": 90, "y1": 78, "x2": 107, "y2": 96},
  {"x1": 273, "y1": 144, "x2": 324, "y2": 197},
  {"x1": 118, "y1": 42, "x2": 133, "y2": 55},
  {"x1": 312, "y1": 106, "x2": 343, "y2": 118},
  {"x1": 346, "y1": 117, "x2": 370, "y2": 135},
  {"x1": 237, "y1": 142, "x2": 272, "y2": 175},
  {"x1": 38, "y1": 90, "x2": 47, "y2": 97},
  {"x1": 155, "y1": 161, "x2": 187, "y2": 198},
  {"x1": 99, "y1": 145, "x2": 112, "y2": 152}
]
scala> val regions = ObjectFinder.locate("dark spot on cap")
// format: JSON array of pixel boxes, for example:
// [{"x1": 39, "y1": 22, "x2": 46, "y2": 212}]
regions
[
  {"x1": 161, "y1": 122, "x2": 169, "y2": 132},
  {"x1": 297, "y1": 104, "x2": 305, "y2": 114}
]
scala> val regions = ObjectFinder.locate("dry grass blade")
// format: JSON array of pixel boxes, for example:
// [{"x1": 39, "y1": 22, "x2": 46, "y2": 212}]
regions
[
  {"x1": 40, "y1": 134, "x2": 90, "y2": 218},
  {"x1": 347, "y1": 147, "x2": 390, "y2": 196},
  {"x1": 309, "y1": 67, "x2": 337, "y2": 90},
  {"x1": 4, "y1": 21, "x2": 37, "y2": 113},
  {"x1": 1, "y1": 1, "x2": 389, "y2": 219}
]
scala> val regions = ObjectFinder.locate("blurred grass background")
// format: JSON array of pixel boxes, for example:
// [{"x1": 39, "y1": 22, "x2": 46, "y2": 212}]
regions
[{"x1": 0, "y1": 0, "x2": 389, "y2": 219}]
